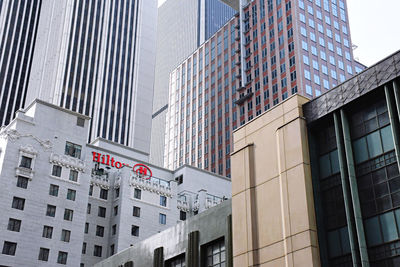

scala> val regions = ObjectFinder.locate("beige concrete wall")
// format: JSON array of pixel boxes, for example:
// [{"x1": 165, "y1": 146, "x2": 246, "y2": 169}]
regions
[{"x1": 231, "y1": 95, "x2": 320, "y2": 267}]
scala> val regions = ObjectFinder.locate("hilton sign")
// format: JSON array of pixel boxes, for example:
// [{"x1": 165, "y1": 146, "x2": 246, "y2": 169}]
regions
[{"x1": 92, "y1": 152, "x2": 152, "y2": 179}]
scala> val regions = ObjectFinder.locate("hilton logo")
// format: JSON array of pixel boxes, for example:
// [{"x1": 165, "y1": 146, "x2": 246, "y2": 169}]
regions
[{"x1": 92, "y1": 152, "x2": 153, "y2": 179}]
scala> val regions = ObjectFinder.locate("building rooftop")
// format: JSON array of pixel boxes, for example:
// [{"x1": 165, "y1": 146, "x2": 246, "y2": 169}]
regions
[{"x1": 303, "y1": 49, "x2": 400, "y2": 124}]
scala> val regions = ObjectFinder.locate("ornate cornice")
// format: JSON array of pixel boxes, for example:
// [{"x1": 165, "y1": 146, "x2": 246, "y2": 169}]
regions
[
  {"x1": 19, "y1": 144, "x2": 38, "y2": 156},
  {"x1": 49, "y1": 153, "x2": 86, "y2": 172},
  {"x1": 90, "y1": 175, "x2": 110, "y2": 189},
  {"x1": 129, "y1": 176, "x2": 172, "y2": 198}
]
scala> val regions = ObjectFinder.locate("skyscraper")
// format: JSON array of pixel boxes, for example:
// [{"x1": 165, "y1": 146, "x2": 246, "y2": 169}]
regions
[
  {"x1": 150, "y1": 0, "x2": 236, "y2": 166},
  {"x1": 0, "y1": 0, "x2": 42, "y2": 127},
  {"x1": 163, "y1": 0, "x2": 366, "y2": 177},
  {"x1": 0, "y1": 0, "x2": 157, "y2": 154}
]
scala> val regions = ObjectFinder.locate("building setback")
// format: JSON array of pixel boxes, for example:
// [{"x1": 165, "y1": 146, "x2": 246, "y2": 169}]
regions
[
  {"x1": 0, "y1": 0, "x2": 157, "y2": 154},
  {"x1": 151, "y1": 0, "x2": 236, "y2": 166},
  {"x1": 164, "y1": 0, "x2": 365, "y2": 177},
  {"x1": 0, "y1": 99, "x2": 231, "y2": 267}
]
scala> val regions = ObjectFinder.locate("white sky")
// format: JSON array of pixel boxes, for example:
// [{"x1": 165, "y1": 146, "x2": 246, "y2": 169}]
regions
[{"x1": 157, "y1": 0, "x2": 400, "y2": 66}]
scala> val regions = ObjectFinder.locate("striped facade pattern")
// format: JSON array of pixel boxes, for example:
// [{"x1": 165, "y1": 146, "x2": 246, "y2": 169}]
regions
[
  {"x1": 164, "y1": 16, "x2": 241, "y2": 177},
  {"x1": 58, "y1": 0, "x2": 140, "y2": 146},
  {"x1": 0, "y1": 0, "x2": 42, "y2": 126}
]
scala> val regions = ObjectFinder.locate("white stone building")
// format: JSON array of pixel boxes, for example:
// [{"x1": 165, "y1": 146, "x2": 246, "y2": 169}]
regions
[{"x1": 0, "y1": 99, "x2": 231, "y2": 267}]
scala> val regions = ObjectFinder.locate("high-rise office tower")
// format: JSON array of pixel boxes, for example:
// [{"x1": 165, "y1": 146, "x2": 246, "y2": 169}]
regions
[
  {"x1": 0, "y1": 0, "x2": 157, "y2": 154},
  {"x1": 150, "y1": 0, "x2": 236, "y2": 166},
  {"x1": 0, "y1": 0, "x2": 42, "y2": 127},
  {"x1": 164, "y1": 0, "x2": 366, "y2": 177}
]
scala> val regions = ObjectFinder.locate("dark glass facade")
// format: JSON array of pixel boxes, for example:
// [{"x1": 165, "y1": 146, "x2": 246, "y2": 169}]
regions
[
  {"x1": 308, "y1": 73, "x2": 400, "y2": 266},
  {"x1": 204, "y1": 0, "x2": 236, "y2": 41}
]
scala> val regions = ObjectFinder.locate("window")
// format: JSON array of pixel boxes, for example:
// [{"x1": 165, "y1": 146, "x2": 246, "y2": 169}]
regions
[
  {"x1": 323, "y1": 79, "x2": 329, "y2": 89},
  {"x1": 96, "y1": 225, "x2": 104, "y2": 237},
  {"x1": 204, "y1": 238, "x2": 226, "y2": 267},
  {"x1": 180, "y1": 211, "x2": 187, "y2": 221},
  {"x1": 64, "y1": 209, "x2": 73, "y2": 221},
  {"x1": 67, "y1": 189, "x2": 76, "y2": 201},
  {"x1": 82, "y1": 243, "x2": 87, "y2": 254},
  {"x1": 114, "y1": 206, "x2": 118, "y2": 216},
  {"x1": 57, "y1": 251, "x2": 68, "y2": 264},
  {"x1": 134, "y1": 188, "x2": 141, "y2": 199},
  {"x1": 115, "y1": 188, "x2": 120, "y2": 198},
  {"x1": 2, "y1": 241, "x2": 17, "y2": 256},
  {"x1": 303, "y1": 55, "x2": 310, "y2": 65},
  {"x1": 19, "y1": 156, "x2": 32, "y2": 169},
  {"x1": 85, "y1": 223, "x2": 89, "y2": 234},
  {"x1": 112, "y1": 224, "x2": 117, "y2": 235},
  {"x1": 87, "y1": 203, "x2": 91, "y2": 214},
  {"x1": 49, "y1": 184, "x2": 59, "y2": 197},
  {"x1": 16, "y1": 176, "x2": 28, "y2": 189},
  {"x1": 311, "y1": 46, "x2": 317, "y2": 56},
  {"x1": 61, "y1": 229, "x2": 71, "y2": 242},
  {"x1": 98, "y1": 207, "x2": 106, "y2": 218},
  {"x1": 304, "y1": 70, "x2": 311, "y2": 80},
  {"x1": 7, "y1": 218, "x2": 21, "y2": 232},
  {"x1": 65, "y1": 142, "x2": 81, "y2": 159},
  {"x1": 160, "y1": 196, "x2": 167, "y2": 207},
  {"x1": 133, "y1": 206, "x2": 141, "y2": 217},
  {"x1": 159, "y1": 213, "x2": 167, "y2": 225},
  {"x1": 131, "y1": 225, "x2": 139, "y2": 237},
  {"x1": 43, "y1": 225, "x2": 53, "y2": 238},
  {"x1": 93, "y1": 245, "x2": 102, "y2": 257},
  {"x1": 306, "y1": 85, "x2": 313, "y2": 95},
  {"x1": 89, "y1": 185, "x2": 93, "y2": 196},
  {"x1": 12, "y1": 197, "x2": 25, "y2": 210},
  {"x1": 302, "y1": 41, "x2": 308, "y2": 51},
  {"x1": 38, "y1": 248, "x2": 49, "y2": 261},
  {"x1": 100, "y1": 188, "x2": 108, "y2": 200},
  {"x1": 52, "y1": 165, "x2": 62, "y2": 177},
  {"x1": 69, "y1": 170, "x2": 78, "y2": 182}
]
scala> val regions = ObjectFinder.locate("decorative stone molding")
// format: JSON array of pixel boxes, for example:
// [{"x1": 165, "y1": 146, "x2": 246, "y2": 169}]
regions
[
  {"x1": 129, "y1": 176, "x2": 172, "y2": 198},
  {"x1": 49, "y1": 153, "x2": 85, "y2": 172},
  {"x1": 114, "y1": 173, "x2": 121, "y2": 189},
  {"x1": 15, "y1": 166, "x2": 34, "y2": 180},
  {"x1": 0, "y1": 129, "x2": 52, "y2": 150},
  {"x1": 19, "y1": 144, "x2": 38, "y2": 156},
  {"x1": 90, "y1": 175, "x2": 110, "y2": 189},
  {"x1": 192, "y1": 200, "x2": 199, "y2": 211},
  {"x1": 177, "y1": 200, "x2": 190, "y2": 212},
  {"x1": 205, "y1": 198, "x2": 223, "y2": 210}
]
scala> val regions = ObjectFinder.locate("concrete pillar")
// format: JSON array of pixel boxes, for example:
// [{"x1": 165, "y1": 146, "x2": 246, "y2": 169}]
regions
[{"x1": 187, "y1": 231, "x2": 199, "y2": 267}]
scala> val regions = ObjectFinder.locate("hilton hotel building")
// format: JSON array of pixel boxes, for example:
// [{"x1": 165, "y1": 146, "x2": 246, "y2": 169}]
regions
[{"x1": 0, "y1": 99, "x2": 231, "y2": 267}]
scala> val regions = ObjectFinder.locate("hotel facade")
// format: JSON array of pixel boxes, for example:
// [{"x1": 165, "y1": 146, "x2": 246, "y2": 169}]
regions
[{"x1": 0, "y1": 99, "x2": 231, "y2": 267}]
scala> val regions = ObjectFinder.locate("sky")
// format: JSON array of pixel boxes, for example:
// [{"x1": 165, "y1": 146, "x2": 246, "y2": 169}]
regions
[{"x1": 157, "y1": 0, "x2": 400, "y2": 67}]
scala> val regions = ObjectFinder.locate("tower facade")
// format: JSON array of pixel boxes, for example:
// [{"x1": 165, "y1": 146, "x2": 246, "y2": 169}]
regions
[
  {"x1": 150, "y1": 0, "x2": 236, "y2": 166},
  {"x1": 164, "y1": 0, "x2": 366, "y2": 177},
  {"x1": 0, "y1": 0, "x2": 157, "y2": 154},
  {"x1": 0, "y1": 0, "x2": 42, "y2": 127}
]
